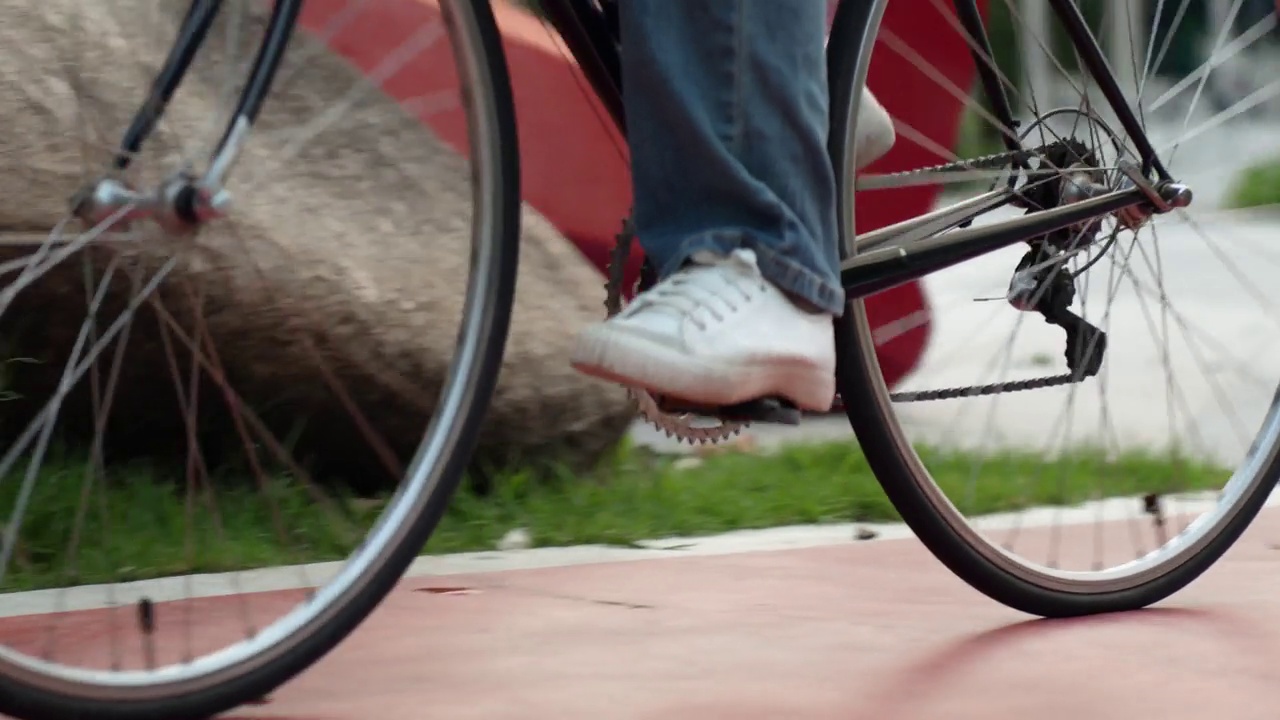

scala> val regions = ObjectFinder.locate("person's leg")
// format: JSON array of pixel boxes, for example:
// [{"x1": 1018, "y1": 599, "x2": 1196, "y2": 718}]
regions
[
  {"x1": 571, "y1": 0, "x2": 894, "y2": 411},
  {"x1": 620, "y1": 0, "x2": 842, "y2": 313}
]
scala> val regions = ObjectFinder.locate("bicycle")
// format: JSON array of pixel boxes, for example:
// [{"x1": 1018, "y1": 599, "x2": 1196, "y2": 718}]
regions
[{"x1": 0, "y1": 0, "x2": 1277, "y2": 717}]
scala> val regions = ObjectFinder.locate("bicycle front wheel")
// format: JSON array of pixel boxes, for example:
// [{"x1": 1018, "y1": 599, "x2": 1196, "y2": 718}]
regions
[
  {"x1": 0, "y1": 0, "x2": 518, "y2": 717},
  {"x1": 829, "y1": 0, "x2": 1280, "y2": 617}
]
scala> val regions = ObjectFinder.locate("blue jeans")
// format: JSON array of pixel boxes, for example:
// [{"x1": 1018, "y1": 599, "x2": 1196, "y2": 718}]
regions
[{"x1": 618, "y1": 0, "x2": 844, "y2": 315}]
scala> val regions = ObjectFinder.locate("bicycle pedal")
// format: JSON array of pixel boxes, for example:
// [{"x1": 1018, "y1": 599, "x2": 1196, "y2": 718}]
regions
[{"x1": 656, "y1": 396, "x2": 803, "y2": 425}]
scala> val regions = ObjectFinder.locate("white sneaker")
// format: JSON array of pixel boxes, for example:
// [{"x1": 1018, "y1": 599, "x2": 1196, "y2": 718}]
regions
[
  {"x1": 856, "y1": 87, "x2": 896, "y2": 170},
  {"x1": 571, "y1": 249, "x2": 836, "y2": 412}
]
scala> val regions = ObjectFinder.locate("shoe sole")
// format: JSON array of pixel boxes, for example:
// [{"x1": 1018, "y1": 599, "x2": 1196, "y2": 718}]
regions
[{"x1": 571, "y1": 327, "x2": 835, "y2": 413}]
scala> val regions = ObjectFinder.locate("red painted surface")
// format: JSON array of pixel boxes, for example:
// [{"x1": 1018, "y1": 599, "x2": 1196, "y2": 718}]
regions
[
  {"x1": 7, "y1": 509, "x2": 1278, "y2": 716},
  {"x1": 297, "y1": 0, "x2": 981, "y2": 389}
]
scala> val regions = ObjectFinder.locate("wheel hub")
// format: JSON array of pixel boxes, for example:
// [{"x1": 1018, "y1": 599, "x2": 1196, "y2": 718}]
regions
[{"x1": 70, "y1": 175, "x2": 230, "y2": 234}]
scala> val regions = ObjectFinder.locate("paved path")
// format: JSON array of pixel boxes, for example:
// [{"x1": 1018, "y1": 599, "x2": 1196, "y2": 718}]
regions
[
  {"x1": 59, "y1": 508, "x2": 1260, "y2": 719},
  {"x1": 252, "y1": 115, "x2": 1280, "y2": 719},
  {"x1": 243, "y1": 118, "x2": 1280, "y2": 718},
  {"x1": 228, "y1": 80, "x2": 1280, "y2": 720},
  {"x1": 12, "y1": 82, "x2": 1280, "y2": 720}
]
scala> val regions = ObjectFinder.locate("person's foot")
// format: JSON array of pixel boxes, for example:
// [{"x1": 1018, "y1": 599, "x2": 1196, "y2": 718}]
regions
[
  {"x1": 856, "y1": 87, "x2": 896, "y2": 170},
  {"x1": 571, "y1": 248, "x2": 836, "y2": 412}
]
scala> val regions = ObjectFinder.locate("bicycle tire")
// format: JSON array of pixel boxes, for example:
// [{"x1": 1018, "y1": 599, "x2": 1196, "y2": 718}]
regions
[
  {"x1": 825, "y1": 0, "x2": 1280, "y2": 618},
  {"x1": 0, "y1": 0, "x2": 520, "y2": 717}
]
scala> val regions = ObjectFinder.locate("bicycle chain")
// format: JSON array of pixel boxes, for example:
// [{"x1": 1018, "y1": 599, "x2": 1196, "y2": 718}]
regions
[
  {"x1": 879, "y1": 140, "x2": 1100, "y2": 403},
  {"x1": 603, "y1": 141, "x2": 1089, "y2": 439},
  {"x1": 889, "y1": 372, "x2": 1078, "y2": 403},
  {"x1": 867, "y1": 143, "x2": 1049, "y2": 183}
]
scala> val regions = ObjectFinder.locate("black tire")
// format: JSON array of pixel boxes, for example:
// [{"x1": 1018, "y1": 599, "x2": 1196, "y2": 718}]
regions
[
  {"x1": 824, "y1": 0, "x2": 1280, "y2": 618},
  {"x1": 0, "y1": 1, "x2": 521, "y2": 717}
]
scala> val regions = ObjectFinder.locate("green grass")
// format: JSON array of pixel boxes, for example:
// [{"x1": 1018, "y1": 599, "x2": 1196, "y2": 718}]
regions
[
  {"x1": 1227, "y1": 158, "x2": 1280, "y2": 209},
  {"x1": 3, "y1": 440, "x2": 1227, "y2": 592}
]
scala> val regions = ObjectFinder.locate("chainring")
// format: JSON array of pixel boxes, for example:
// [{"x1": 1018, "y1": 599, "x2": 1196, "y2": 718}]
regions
[{"x1": 603, "y1": 218, "x2": 746, "y2": 445}]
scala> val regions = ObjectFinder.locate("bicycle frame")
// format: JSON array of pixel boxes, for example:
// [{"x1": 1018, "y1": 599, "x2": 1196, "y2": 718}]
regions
[
  {"x1": 114, "y1": 0, "x2": 301, "y2": 191},
  {"x1": 539, "y1": 0, "x2": 1177, "y2": 299},
  {"x1": 116, "y1": 0, "x2": 1175, "y2": 301}
]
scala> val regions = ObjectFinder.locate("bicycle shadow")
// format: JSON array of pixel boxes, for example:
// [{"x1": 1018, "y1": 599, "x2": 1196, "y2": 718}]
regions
[{"x1": 844, "y1": 606, "x2": 1270, "y2": 720}]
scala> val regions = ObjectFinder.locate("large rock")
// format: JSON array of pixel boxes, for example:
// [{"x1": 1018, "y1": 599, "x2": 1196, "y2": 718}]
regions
[{"x1": 0, "y1": 0, "x2": 633, "y2": 485}]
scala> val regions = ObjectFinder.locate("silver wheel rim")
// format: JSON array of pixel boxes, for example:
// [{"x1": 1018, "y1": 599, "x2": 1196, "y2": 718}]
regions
[
  {"x1": 840, "y1": 0, "x2": 1280, "y2": 593},
  {"x1": 0, "y1": 0, "x2": 509, "y2": 699}
]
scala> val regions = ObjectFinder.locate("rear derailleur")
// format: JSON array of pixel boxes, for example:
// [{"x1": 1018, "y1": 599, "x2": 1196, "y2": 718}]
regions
[
  {"x1": 1005, "y1": 137, "x2": 1108, "y2": 382},
  {"x1": 1006, "y1": 246, "x2": 1106, "y2": 381}
]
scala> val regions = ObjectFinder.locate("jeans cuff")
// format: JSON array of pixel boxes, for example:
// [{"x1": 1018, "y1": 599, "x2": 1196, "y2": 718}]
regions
[{"x1": 658, "y1": 229, "x2": 846, "y2": 316}]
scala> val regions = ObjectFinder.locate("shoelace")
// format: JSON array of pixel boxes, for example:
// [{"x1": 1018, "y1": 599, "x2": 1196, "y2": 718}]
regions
[{"x1": 628, "y1": 256, "x2": 768, "y2": 331}]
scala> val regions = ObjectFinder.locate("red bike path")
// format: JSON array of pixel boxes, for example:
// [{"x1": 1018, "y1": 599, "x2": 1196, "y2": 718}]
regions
[{"x1": 179, "y1": 508, "x2": 1280, "y2": 719}]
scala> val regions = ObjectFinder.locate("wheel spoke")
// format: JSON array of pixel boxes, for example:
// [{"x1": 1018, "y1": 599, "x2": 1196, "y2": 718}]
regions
[
  {"x1": 837, "y1": 0, "x2": 1280, "y2": 615},
  {"x1": 0, "y1": 0, "x2": 519, "y2": 716}
]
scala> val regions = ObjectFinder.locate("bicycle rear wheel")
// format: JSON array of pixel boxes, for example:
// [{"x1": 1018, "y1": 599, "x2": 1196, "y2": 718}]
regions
[
  {"x1": 0, "y1": 0, "x2": 518, "y2": 717},
  {"x1": 829, "y1": 0, "x2": 1280, "y2": 617}
]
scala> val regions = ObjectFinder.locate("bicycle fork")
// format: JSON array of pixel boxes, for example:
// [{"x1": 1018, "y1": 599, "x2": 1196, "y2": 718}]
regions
[{"x1": 71, "y1": 0, "x2": 303, "y2": 234}]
